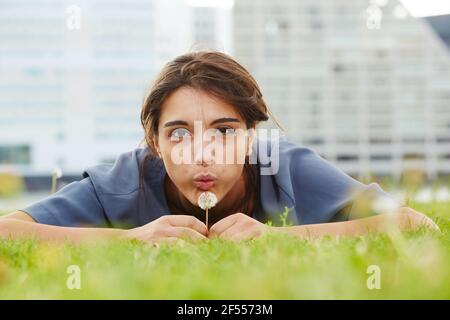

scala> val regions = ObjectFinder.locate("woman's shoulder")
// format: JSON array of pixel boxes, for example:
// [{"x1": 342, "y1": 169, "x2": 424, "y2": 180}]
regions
[
  {"x1": 251, "y1": 135, "x2": 320, "y2": 175},
  {"x1": 81, "y1": 146, "x2": 163, "y2": 195},
  {"x1": 254, "y1": 135, "x2": 403, "y2": 224},
  {"x1": 254, "y1": 135, "x2": 361, "y2": 192}
]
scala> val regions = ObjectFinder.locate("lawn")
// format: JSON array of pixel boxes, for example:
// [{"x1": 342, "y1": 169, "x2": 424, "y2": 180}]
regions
[{"x1": 0, "y1": 201, "x2": 448, "y2": 299}]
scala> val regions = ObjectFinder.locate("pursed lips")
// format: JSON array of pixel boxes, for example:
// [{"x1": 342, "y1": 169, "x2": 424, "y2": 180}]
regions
[{"x1": 193, "y1": 174, "x2": 217, "y2": 191}]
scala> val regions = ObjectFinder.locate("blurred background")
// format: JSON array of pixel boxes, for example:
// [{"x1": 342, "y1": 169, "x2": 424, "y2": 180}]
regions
[{"x1": 0, "y1": 0, "x2": 449, "y2": 212}]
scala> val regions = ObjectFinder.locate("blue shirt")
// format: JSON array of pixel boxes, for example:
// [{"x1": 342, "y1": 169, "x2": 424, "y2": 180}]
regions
[{"x1": 21, "y1": 137, "x2": 403, "y2": 228}]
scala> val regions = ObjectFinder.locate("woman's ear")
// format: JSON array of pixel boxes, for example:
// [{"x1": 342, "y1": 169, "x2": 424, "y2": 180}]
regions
[
  {"x1": 150, "y1": 137, "x2": 162, "y2": 158},
  {"x1": 156, "y1": 146, "x2": 162, "y2": 159}
]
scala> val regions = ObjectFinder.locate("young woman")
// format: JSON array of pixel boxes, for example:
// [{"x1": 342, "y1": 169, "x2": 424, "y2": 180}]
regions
[{"x1": 0, "y1": 51, "x2": 438, "y2": 244}]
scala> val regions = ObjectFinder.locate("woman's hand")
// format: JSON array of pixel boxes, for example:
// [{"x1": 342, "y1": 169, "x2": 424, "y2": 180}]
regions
[
  {"x1": 124, "y1": 215, "x2": 208, "y2": 245},
  {"x1": 208, "y1": 213, "x2": 270, "y2": 241}
]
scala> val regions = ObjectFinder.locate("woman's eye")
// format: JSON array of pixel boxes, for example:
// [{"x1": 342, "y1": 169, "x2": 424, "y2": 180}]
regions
[
  {"x1": 215, "y1": 127, "x2": 235, "y2": 136},
  {"x1": 170, "y1": 128, "x2": 192, "y2": 139}
]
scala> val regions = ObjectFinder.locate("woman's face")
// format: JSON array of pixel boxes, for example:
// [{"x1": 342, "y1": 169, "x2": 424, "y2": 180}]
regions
[{"x1": 155, "y1": 87, "x2": 254, "y2": 208}]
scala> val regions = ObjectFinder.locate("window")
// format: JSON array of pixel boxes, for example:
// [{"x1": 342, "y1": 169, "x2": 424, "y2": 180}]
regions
[
  {"x1": 370, "y1": 154, "x2": 392, "y2": 161},
  {"x1": 0, "y1": 145, "x2": 31, "y2": 165},
  {"x1": 337, "y1": 154, "x2": 359, "y2": 161}
]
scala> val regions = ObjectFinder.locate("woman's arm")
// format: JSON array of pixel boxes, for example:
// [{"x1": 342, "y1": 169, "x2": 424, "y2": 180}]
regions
[
  {"x1": 0, "y1": 211, "x2": 126, "y2": 244},
  {"x1": 0, "y1": 211, "x2": 208, "y2": 244},
  {"x1": 273, "y1": 207, "x2": 440, "y2": 239},
  {"x1": 208, "y1": 207, "x2": 440, "y2": 241}
]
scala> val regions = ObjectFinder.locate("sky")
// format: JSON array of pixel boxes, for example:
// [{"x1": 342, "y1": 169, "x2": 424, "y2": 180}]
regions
[{"x1": 396, "y1": 0, "x2": 450, "y2": 17}]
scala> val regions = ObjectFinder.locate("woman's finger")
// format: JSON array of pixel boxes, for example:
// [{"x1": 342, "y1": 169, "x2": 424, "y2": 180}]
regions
[
  {"x1": 209, "y1": 213, "x2": 243, "y2": 236},
  {"x1": 165, "y1": 215, "x2": 208, "y2": 235},
  {"x1": 215, "y1": 223, "x2": 245, "y2": 240},
  {"x1": 167, "y1": 226, "x2": 208, "y2": 241}
]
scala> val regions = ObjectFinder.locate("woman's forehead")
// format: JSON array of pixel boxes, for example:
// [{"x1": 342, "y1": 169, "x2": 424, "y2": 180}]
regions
[{"x1": 159, "y1": 87, "x2": 244, "y2": 125}]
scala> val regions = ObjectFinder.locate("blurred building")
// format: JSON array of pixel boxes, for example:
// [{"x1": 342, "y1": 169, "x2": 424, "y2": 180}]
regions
[
  {"x1": 1, "y1": 0, "x2": 450, "y2": 192},
  {"x1": 233, "y1": 0, "x2": 450, "y2": 181},
  {"x1": 191, "y1": 3, "x2": 233, "y2": 52},
  {"x1": 0, "y1": 0, "x2": 229, "y2": 190}
]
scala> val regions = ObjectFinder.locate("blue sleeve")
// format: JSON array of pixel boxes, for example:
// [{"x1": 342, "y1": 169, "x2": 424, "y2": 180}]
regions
[
  {"x1": 20, "y1": 177, "x2": 110, "y2": 227},
  {"x1": 286, "y1": 142, "x2": 405, "y2": 224},
  {"x1": 19, "y1": 147, "x2": 155, "y2": 228}
]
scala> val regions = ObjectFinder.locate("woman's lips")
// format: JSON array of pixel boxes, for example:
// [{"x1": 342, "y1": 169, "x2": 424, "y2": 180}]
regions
[
  {"x1": 193, "y1": 173, "x2": 217, "y2": 191},
  {"x1": 194, "y1": 180, "x2": 215, "y2": 191}
]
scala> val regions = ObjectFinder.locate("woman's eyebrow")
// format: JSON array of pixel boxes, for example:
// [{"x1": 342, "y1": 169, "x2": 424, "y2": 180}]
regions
[
  {"x1": 210, "y1": 117, "x2": 240, "y2": 125},
  {"x1": 164, "y1": 117, "x2": 240, "y2": 128},
  {"x1": 164, "y1": 120, "x2": 189, "y2": 128}
]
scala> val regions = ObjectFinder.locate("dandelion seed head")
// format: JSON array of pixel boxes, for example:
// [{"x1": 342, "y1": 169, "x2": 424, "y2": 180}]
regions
[
  {"x1": 52, "y1": 167, "x2": 63, "y2": 178},
  {"x1": 372, "y1": 196, "x2": 402, "y2": 214},
  {"x1": 197, "y1": 192, "x2": 218, "y2": 210}
]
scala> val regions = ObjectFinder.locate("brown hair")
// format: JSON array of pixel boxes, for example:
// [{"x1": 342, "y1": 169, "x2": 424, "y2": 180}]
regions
[{"x1": 138, "y1": 50, "x2": 282, "y2": 215}]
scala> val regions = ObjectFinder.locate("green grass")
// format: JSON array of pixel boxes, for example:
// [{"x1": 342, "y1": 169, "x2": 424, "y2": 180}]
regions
[{"x1": 0, "y1": 201, "x2": 449, "y2": 299}]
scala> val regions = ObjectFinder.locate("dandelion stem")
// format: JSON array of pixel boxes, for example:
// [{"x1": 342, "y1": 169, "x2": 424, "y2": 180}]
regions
[{"x1": 51, "y1": 174, "x2": 57, "y2": 194}]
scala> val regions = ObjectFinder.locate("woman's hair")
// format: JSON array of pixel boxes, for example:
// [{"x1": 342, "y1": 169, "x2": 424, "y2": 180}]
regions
[{"x1": 138, "y1": 50, "x2": 282, "y2": 215}]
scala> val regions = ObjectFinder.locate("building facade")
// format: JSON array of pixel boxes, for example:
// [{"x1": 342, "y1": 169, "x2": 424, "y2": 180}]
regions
[{"x1": 233, "y1": 0, "x2": 450, "y2": 180}]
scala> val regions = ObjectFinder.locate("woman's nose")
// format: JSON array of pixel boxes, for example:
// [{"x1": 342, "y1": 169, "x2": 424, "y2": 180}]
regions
[{"x1": 193, "y1": 135, "x2": 215, "y2": 166}]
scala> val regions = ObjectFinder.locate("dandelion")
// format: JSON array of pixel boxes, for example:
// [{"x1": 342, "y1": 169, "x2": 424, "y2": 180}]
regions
[
  {"x1": 371, "y1": 196, "x2": 402, "y2": 215},
  {"x1": 51, "y1": 167, "x2": 63, "y2": 194},
  {"x1": 197, "y1": 191, "x2": 218, "y2": 229}
]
